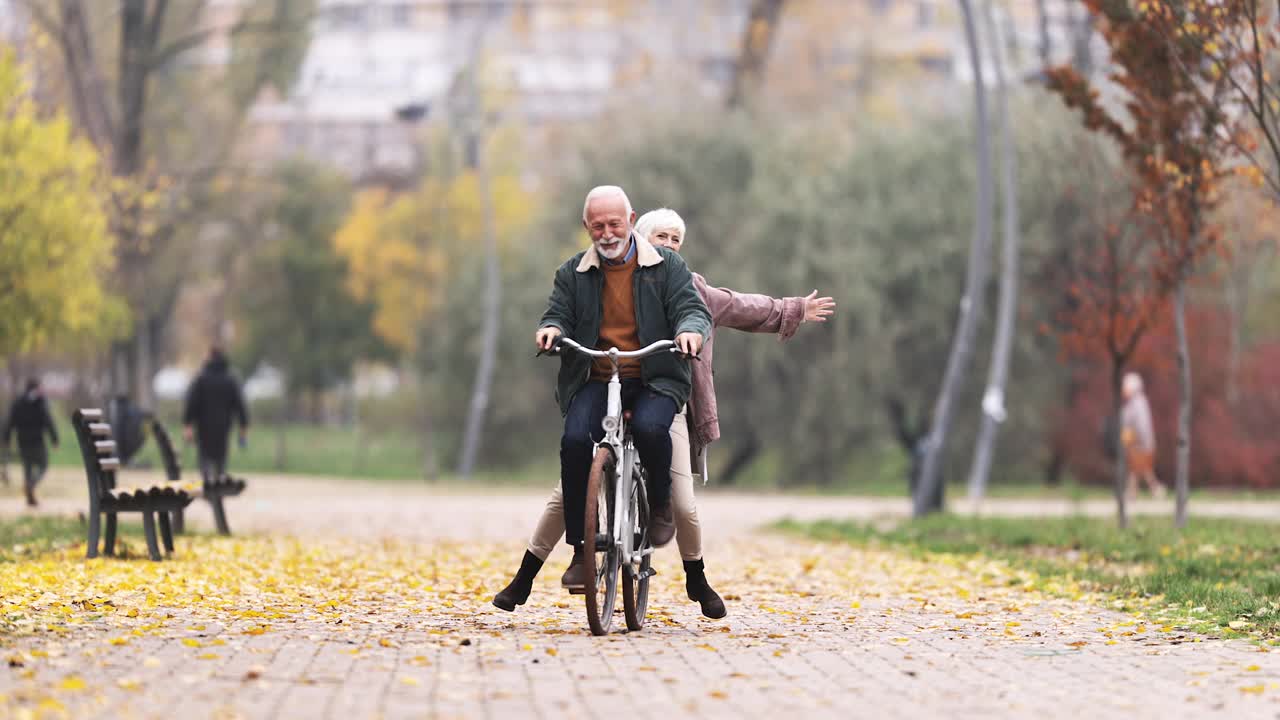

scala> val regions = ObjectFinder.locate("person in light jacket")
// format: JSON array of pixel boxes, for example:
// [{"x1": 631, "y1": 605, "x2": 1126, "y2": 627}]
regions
[
  {"x1": 1121, "y1": 372, "x2": 1166, "y2": 500},
  {"x1": 495, "y1": 208, "x2": 836, "y2": 619}
]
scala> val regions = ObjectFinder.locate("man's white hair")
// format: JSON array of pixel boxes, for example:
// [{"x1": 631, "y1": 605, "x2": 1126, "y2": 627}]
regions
[
  {"x1": 635, "y1": 208, "x2": 686, "y2": 243},
  {"x1": 1123, "y1": 372, "x2": 1144, "y2": 395},
  {"x1": 582, "y1": 185, "x2": 633, "y2": 222}
]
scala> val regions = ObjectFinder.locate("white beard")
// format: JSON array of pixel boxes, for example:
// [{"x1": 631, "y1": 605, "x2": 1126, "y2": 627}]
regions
[{"x1": 595, "y1": 234, "x2": 628, "y2": 260}]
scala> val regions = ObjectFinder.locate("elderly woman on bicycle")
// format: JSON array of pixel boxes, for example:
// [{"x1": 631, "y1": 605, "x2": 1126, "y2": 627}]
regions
[{"x1": 494, "y1": 208, "x2": 836, "y2": 619}]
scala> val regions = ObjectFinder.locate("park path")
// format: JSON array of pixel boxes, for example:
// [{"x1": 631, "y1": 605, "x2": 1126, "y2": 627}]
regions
[{"x1": 2, "y1": 469, "x2": 1280, "y2": 719}]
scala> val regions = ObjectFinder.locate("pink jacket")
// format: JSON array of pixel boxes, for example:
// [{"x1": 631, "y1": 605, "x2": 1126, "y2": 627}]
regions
[{"x1": 688, "y1": 272, "x2": 807, "y2": 455}]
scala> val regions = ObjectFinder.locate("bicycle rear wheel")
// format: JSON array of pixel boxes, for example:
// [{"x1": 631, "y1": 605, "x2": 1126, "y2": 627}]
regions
[
  {"x1": 622, "y1": 462, "x2": 652, "y2": 631},
  {"x1": 583, "y1": 446, "x2": 619, "y2": 636}
]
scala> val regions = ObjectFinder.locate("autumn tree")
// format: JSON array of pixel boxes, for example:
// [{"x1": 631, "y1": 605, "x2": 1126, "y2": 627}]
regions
[
  {"x1": 236, "y1": 161, "x2": 386, "y2": 424},
  {"x1": 0, "y1": 50, "x2": 125, "y2": 359},
  {"x1": 333, "y1": 129, "x2": 537, "y2": 478},
  {"x1": 1147, "y1": 0, "x2": 1280, "y2": 199},
  {"x1": 1047, "y1": 0, "x2": 1246, "y2": 526},
  {"x1": 726, "y1": 0, "x2": 786, "y2": 109},
  {"x1": 19, "y1": 0, "x2": 314, "y2": 405}
]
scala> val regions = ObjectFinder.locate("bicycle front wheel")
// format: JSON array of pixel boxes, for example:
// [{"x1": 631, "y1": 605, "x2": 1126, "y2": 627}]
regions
[{"x1": 583, "y1": 446, "x2": 619, "y2": 636}]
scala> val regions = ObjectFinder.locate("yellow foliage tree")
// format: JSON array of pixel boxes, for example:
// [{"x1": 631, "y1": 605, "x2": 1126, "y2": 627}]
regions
[
  {"x1": 0, "y1": 50, "x2": 125, "y2": 357},
  {"x1": 333, "y1": 143, "x2": 536, "y2": 355}
]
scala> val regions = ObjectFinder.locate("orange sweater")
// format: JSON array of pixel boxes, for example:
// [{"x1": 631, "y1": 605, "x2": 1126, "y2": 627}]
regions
[{"x1": 592, "y1": 251, "x2": 642, "y2": 381}]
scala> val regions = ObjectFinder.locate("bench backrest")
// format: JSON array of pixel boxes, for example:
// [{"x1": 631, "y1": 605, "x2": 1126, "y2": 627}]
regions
[
  {"x1": 149, "y1": 419, "x2": 182, "y2": 482},
  {"x1": 72, "y1": 409, "x2": 120, "y2": 503}
]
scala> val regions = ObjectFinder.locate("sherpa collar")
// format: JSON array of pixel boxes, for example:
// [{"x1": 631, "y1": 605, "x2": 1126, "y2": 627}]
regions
[{"x1": 576, "y1": 231, "x2": 664, "y2": 273}]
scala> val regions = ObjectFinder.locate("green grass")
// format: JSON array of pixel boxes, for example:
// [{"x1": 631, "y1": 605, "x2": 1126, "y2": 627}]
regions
[
  {"x1": 0, "y1": 515, "x2": 85, "y2": 561},
  {"x1": 783, "y1": 514, "x2": 1280, "y2": 639},
  {"x1": 34, "y1": 418, "x2": 432, "y2": 481},
  {"x1": 0, "y1": 515, "x2": 222, "y2": 562}
]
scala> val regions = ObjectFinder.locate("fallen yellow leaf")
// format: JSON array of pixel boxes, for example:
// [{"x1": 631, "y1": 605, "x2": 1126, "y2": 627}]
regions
[{"x1": 58, "y1": 676, "x2": 86, "y2": 691}]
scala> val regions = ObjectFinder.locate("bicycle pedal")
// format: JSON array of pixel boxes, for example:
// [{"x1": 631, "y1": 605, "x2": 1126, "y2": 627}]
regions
[
  {"x1": 637, "y1": 568, "x2": 657, "y2": 580},
  {"x1": 593, "y1": 533, "x2": 610, "y2": 548}
]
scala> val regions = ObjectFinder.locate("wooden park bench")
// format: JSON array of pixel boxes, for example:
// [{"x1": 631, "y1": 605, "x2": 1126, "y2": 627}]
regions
[
  {"x1": 71, "y1": 408, "x2": 194, "y2": 561},
  {"x1": 148, "y1": 419, "x2": 247, "y2": 536}
]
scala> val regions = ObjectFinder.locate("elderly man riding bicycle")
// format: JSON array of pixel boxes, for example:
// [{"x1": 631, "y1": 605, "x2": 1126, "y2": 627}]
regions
[
  {"x1": 530, "y1": 185, "x2": 711, "y2": 592},
  {"x1": 495, "y1": 193, "x2": 835, "y2": 620}
]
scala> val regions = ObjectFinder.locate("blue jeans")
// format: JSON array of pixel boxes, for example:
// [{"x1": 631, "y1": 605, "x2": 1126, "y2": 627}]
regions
[{"x1": 560, "y1": 379, "x2": 677, "y2": 546}]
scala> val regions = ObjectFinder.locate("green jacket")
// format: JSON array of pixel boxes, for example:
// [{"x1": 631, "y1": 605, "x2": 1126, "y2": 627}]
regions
[{"x1": 539, "y1": 233, "x2": 712, "y2": 415}]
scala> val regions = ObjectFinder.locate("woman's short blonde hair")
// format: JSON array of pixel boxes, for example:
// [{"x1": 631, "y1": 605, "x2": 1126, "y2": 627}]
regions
[{"x1": 635, "y1": 208, "x2": 686, "y2": 244}]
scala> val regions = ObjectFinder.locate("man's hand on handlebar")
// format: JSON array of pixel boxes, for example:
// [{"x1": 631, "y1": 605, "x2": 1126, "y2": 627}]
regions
[
  {"x1": 535, "y1": 326, "x2": 562, "y2": 352},
  {"x1": 675, "y1": 332, "x2": 703, "y2": 358}
]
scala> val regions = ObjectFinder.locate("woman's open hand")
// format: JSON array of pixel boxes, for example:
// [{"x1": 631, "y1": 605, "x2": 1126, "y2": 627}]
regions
[{"x1": 803, "y1": 290, "x2": 836, "y2": 323}]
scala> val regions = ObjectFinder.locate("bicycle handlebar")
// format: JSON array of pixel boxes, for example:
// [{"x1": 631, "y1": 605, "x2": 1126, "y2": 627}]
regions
[{"x1": 538, "y1": 336, "x2": 699, "y2": 360}]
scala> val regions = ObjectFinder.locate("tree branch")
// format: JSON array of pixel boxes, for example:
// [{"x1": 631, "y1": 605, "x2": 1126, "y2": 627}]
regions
[{"x1": 146, "y1": 15, "x2": 315, "y2": 72}]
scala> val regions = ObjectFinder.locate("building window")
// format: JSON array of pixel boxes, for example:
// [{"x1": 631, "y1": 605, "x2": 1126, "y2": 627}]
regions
[
  {"x1": 331, "y1": 3, "x2": 367, "y2": 30},
  {"x1": 389, "y1": 3, "x2": 411, "y2": 28},
  {"x1": 916, "y1": 0, "x2": 935, "y2": 28}
]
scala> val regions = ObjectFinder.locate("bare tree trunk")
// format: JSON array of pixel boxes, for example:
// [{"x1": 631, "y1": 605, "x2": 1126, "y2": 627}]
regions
[
  {"x1": 456, "y1": 134, "x2": 501, "y2": 479},
  {"x1": 726, "y1": 0, "x2": 786, "y2": 109},
  {"x1": 422, "y1": 396, "x2": 438, "y2": 482},
  {"x1": 134, "y1": 319, "x2": 154, "y2": 409},
  {"x1": 717, "y1": 432, "x2": 760, "y2": 486},
  {"x1": 968, "y1": 0, "x2": 1020, "y2": 507},
  {"x1": 1173, "y1": 276, "x2": 1191, "y2": 528},
  {"x1": 1071, "y1": 2, "x2": 1096, "y2": 76},
  {"x1": 915, "y1": 0, "x2": 994, "y2": 517},
  {"x1": 1110, "y1": 365, "x2": 1129, "y2": 528},
  {"x1": 1034, "y1": 0, "x2": 1052, "y2": 68}
]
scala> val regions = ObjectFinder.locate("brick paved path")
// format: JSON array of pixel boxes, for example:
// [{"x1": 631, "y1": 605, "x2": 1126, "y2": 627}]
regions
[{"x1": 3, "y1": 471, "x2": 1280, "y2": 719}]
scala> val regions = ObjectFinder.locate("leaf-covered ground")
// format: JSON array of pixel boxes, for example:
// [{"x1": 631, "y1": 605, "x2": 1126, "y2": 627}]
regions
[{"x1": 3, "y1": 523, "x2": 1280, "y2": 719}]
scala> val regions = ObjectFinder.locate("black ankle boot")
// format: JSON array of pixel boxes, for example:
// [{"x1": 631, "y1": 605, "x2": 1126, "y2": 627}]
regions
[
  {"x1": 683, "y1": 558, "x2": 727, "y2": 619},
  {"x1": 493, "y1": 551, "x2": 545, "y2": 612}
]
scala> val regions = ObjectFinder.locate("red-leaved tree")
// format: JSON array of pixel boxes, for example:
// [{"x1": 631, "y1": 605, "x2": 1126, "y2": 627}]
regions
[
  {"x1": 1054, "y1": 304, "x2": 1280, "y2": 490},
  {"x1": 1046, "y1": 0, "x2": 1250, "y2": 526}
]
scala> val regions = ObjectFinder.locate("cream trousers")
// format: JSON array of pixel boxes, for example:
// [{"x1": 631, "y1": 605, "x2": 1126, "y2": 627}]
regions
[{"x1": 527, "y1": 412, "x2": 702, "y2": 562}]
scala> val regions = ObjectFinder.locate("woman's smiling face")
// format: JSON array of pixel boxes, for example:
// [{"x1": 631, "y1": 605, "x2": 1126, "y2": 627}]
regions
[{"x1": 648, "y1": 227, "x2": 683, "y2": 253}]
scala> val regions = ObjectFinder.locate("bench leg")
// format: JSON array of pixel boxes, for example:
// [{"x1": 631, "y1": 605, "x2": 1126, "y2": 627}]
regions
[
  {"x1": 86, "y1": 511, "x2": 101, "y2": 559},
  {"x1": 171, "y1": 508, "x2": 185, "y2": 535},
  {"x1": 142, "y1": 512, "x2": 161, "y2": 561},
  {"x1": 158, "y1": 511, "x2": 174, "y2": 555},
  {"x1": 104, "y1": 513, "x2": 118, "y2": 557},
  {"x1": 210, "y1": 496, "x2": 231, "y2": 536}
]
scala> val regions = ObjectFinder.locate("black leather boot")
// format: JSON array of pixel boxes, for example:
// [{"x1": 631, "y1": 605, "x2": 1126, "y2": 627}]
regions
[
  {"x1": 560, "y1": 544, "x2": 589, "y2": 591},
  {"x1": 684, "y1": 558, "x2": 727, "y2": 619},
  {"x1": 492, "y1": 551, "x2": 545, "y2": 612}
]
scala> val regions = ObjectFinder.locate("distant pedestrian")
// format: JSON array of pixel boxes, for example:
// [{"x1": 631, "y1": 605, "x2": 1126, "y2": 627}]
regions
[
  {"x1": 1121, "y1": 372, "x2": 1166, "y2": 500},
  {"x1": 183, "y1": 349, "x2": 249, "y2": 485},
  {"x1": 3, "y1": 379, "x2": 59, "y2": 507}
]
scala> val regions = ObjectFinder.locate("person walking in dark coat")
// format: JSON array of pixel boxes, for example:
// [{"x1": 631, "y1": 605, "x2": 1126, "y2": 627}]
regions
[
  {"x1": 183, "y1": 349, "x2": 249, "y2": 484},
  {"x1": 4, "y1": 379, "x2": 59, "y2": 507}
]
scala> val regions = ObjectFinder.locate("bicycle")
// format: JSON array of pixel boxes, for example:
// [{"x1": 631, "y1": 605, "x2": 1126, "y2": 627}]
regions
[{"x1": 542, "y1": 336, "x2": 692, "y2": 635}]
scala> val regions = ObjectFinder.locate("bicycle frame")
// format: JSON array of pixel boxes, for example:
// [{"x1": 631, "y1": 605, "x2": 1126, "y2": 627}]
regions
[{"x1": 554, "y1": 338, "x2": 677, "y2": 571}]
